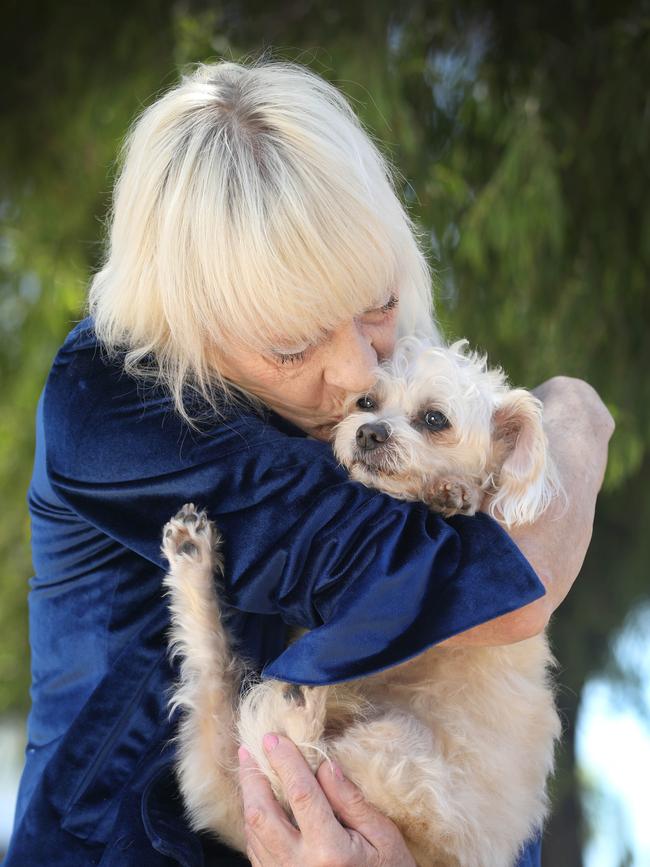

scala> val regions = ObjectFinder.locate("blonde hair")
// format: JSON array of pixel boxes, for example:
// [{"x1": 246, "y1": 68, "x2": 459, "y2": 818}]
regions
[{"x1": 89, "y1": 55, "x2": 439, "y2": 424}]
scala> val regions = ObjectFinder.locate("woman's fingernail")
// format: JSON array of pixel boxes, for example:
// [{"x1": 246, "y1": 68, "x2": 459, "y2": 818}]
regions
[
  {"x1": 332, "y1": 762, "x2": 345, "y2": 781},
  {"x1": 238, "y1": 746, "x2": 250, "y2": 762},
  {"x1": 263, "y1": 733, "x2": 279, "y2": 752}
]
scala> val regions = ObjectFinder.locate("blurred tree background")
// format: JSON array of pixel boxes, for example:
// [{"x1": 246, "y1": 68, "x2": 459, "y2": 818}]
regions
[{"x1": 1, "y1": 1, "x2": 648, "y2": 864}]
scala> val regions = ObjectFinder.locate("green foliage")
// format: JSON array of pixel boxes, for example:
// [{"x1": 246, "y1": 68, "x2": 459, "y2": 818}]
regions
[{"x1": 0, "y1": 0, "x2": 176, "y2": 713}]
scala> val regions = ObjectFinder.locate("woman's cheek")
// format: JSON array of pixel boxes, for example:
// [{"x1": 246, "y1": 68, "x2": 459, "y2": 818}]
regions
[{"x1": 275, "y1": 367, "x2": 323, "y2": 411}]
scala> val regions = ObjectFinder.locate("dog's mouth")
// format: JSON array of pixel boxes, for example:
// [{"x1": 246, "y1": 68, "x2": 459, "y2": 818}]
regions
[{"x1": 352, "y1": 448, "x2": 387, "y2": 472}]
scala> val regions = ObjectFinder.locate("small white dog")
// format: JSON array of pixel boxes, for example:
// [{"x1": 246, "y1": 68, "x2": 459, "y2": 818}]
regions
[{"x1": 162, "y1": 337, "x2": 562, "y2": 867}]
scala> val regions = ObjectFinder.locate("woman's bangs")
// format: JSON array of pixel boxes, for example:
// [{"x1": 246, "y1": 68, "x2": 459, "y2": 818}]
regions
[{"x1": 207, "y1": 198, "x2": 402, "y2": 352}]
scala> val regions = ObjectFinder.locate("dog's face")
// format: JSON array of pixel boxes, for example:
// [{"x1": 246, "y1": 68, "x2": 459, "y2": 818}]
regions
[{"x1": 333, "y1": 337, "x2": 558, "y2": 527}]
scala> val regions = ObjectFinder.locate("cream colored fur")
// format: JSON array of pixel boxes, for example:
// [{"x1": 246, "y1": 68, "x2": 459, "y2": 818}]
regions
[{"x1": 162, "y1": 336, "x2": 563, "y2": 867}]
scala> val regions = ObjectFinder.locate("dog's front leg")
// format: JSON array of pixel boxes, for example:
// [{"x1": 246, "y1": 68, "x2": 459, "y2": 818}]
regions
[{"x1": 162, "y1": 504, "x2": 247, "y2": 852}]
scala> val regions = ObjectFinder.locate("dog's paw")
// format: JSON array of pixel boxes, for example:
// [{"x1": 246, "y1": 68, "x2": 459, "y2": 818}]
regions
[
  {"x1": 426, "y1": 479, "x2": 480, "y2": 517},
  {"x1": 283, "y1": 683, "x2": 309, "y2": 707},
  {"x1": 266, "y1": 681, "x2": 328, "y2": 766},
  {"x1": 161, "y1": 503, "x2": 217, "y2": 567}
]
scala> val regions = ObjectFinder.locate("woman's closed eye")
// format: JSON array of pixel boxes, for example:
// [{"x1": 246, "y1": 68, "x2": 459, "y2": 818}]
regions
[
  {"x1": 360, "y1": 293, "x2": 399, "y2": 324},
  {"x1": 272, "y1": 348, "x2": 309, "y2": 365},
  {"x1": 380, "y1": 294, "x2": 399, "y2": 313}
]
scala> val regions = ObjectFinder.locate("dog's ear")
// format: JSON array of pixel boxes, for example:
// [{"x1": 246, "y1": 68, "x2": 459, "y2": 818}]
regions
[{"x1": 489, "y1": 389, "x2": 557, "y2": 526}]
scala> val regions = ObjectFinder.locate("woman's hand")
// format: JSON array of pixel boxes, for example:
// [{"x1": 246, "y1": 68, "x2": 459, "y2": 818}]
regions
[
  {"x1": 238, "y1": 734, "x2": 417, "y2": 867},
  {"x1": 441, "y1": 376, "x2": 615, "y2": 647}
]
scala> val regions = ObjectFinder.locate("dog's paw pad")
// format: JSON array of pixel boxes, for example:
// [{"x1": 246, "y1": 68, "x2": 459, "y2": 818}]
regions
[
  {"x1": 283, "y1": 684, "x2": 307, "y2": 707},
  {"x1": 162, "y1": 504, "x2": 215, "y2": 565}
]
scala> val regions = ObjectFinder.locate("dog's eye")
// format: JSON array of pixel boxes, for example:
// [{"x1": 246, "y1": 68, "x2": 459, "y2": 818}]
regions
[
  {"x1": 424, "y1": 409, "x2": 450, "y2": 430},
  {"x1": 356, "y1": 395, "x2": 377, "y2": 411}
]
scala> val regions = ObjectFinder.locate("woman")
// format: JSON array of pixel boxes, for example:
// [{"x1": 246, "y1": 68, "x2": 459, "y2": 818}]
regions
[{"x1": 7, "y1": 58, "x2": 613, "y2": 866}]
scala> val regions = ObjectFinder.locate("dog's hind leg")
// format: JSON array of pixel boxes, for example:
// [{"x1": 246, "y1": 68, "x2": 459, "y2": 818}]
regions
[
  {"x1": 162, "y1": 503, "x2": 246, "y2": 853},
  {"x1": 237, "y1": 678, "x2": 329, "y2": 810}
]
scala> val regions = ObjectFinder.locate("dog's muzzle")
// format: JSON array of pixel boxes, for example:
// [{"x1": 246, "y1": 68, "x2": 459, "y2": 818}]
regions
[{"x1": 356, "y1": 422, "x2": 391, "y2": 451}]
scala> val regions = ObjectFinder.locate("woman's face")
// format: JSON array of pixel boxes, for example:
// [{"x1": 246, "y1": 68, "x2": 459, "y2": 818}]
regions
[{"x1": 217, "y1": 295, "x2": 400, "y2": 441}]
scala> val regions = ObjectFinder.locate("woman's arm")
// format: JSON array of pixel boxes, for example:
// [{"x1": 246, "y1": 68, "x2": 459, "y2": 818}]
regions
[
  {"x1": 440, "y1": 376, "x2": 615, "y2": 647},
  {"x1": 43, "y1": 325, "x2": 546, "y2": 686}
]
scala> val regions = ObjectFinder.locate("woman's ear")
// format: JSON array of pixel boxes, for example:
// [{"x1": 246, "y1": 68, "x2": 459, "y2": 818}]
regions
[{"x1": 489, "y1": 389, "x2": 558, "y2": 527}]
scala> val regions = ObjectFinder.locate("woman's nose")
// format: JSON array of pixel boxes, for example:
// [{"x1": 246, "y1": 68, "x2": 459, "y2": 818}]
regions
[{"x1": 323, "y1": 320, "x2": 378, "y2": 394}]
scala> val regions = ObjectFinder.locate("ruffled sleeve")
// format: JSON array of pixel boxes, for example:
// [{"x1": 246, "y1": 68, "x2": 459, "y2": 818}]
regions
[{"x1": 43, "y1": 320, "x2": 545, "y2": 686}]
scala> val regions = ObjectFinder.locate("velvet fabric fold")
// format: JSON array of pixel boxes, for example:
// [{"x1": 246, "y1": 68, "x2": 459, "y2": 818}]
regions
[{"x1": 6, "y1": 317, "x2": 546, "y2": 865}]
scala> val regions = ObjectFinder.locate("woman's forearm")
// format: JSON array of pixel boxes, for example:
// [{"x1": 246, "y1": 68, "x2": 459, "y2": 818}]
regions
[{"x1": 440, "y1": 376, "x2": 615, "y2": 648}]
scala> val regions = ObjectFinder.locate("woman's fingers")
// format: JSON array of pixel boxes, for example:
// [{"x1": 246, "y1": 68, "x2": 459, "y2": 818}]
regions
[
  {"x1": 237, "y1": 745, "x2": 300, "y2": 855},
  {"x1": 239, "y1": 738, "x2": 416, "y2": 867},
  {"x1": 315, "y1": 760, "x2": 398, "y2": 849},
  {"x1": 317, "y1": 761, "x2": 417, "y2": 866},
  {"x1": 261, "y1": 733, "x2": 348, "y2": 849}
]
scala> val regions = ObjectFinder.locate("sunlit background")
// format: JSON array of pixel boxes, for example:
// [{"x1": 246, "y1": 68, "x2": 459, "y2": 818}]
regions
[{"x1": 1, "y1": 3, "x2": 649, "y2": 865}]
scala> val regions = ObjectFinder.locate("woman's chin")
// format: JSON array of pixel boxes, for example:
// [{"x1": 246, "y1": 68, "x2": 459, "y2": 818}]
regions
[{"x1": 309, "y1": 422, "x2": 337, "y2": 442}]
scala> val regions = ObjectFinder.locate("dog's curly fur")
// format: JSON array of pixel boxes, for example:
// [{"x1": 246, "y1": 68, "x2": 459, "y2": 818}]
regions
[{"x1": 161, "y1": 337, "x2": 563, "y2": 867}]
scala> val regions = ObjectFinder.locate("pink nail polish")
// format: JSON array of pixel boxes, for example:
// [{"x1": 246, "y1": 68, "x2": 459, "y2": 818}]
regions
[
  {"x1": 332, "y1": 763, "x2": 345, "y2": 781},
  {"x1": 238, "y1": 746, "x2": 250, "y2": 762},
  {"x1": 263, "y1": 733, "x2": 279, "y2": 752}
]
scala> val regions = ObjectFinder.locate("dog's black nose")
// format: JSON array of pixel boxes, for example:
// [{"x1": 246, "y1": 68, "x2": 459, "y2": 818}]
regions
[{"x1": 356, "y1": 422, "x2": 390, "y2": 451}]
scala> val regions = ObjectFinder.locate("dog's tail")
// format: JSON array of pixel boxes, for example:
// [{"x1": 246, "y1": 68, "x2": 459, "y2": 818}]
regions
[{"x1": 162, "y1": 503, "x2": 247, "y2": 853}]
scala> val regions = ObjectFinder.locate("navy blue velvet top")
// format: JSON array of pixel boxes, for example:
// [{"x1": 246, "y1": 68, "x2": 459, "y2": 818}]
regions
[{"x1": 7, "y1": 317, "x2": 545, "y2": 866}]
